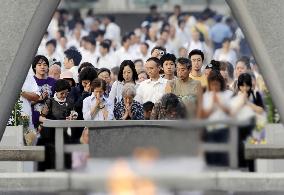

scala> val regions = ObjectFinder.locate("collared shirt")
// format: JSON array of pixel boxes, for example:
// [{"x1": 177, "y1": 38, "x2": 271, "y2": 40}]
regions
[
  {"x1": 114, "y1": 47, "x2": 133, "y2": 66},
  {"x1": 135, "y1": 77, "x2": 167, "y2": 104},
  {"x1": 96, "y1": 53, "x2": 115, "y2": 70},
  {"x1": 83, "y1": 95, "x2": 113, "y2": 120}
]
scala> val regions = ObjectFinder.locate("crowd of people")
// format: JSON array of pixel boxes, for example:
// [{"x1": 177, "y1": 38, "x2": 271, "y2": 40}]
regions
[{"x1": 19, "y1": 5, "x2": 268, "y2": 170}]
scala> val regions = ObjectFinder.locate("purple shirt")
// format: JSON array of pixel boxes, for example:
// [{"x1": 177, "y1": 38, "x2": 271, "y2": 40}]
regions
[{"x1": 32, "y1": 76, "x2": 56, "y2": 127}]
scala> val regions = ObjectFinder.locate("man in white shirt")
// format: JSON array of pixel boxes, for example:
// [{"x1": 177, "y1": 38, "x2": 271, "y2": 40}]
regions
[
  {"x1": 135, "y1": 57, "x2": 167, "y2": 103},
  {"x1": 97, "y1": 42, "x2": 115, "y2": 70},
  {"x1": 103, "y1": 15, "x2": 121, "y2": 48},
  {"x1": 63, "y1": 47, "x2": 82, "y2": 83},
  {"x1": 20, "y1": 74, "x2": 40, "y2": 129},
  {"x1": 114, "y1": 34, "x2": 133, "y2": 66},
  {"x1": 81, "y1": 36, "x2": 99, "y2": 66}
]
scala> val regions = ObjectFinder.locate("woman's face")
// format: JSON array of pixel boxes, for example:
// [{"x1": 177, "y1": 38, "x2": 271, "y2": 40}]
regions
[
  {"x1": 220, "y1": 69, "x2": 228, "y2": 80},
  {"x1": 123, "y1": 65, "x2": 133, "y2": 83},
  {"x1": 56, "y1": 89, "x2": 69, "y2": 101},
  {"x1": 235, "y1": 62, "x2": 247, "y2": 78},
  {"x1": 123, "y1": 94, "x2": 134, "y2": 105},
  {"x1": 239, "y1": 83, "x2": 251, "y2": 94},
  {"x1": 209, "y1": 80, "x2": 221, "y2": 92}
]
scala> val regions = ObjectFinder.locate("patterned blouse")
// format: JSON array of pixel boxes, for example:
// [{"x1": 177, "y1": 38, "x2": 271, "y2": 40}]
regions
[{"x1": 114, "y1": 100, "x2": 144, "y2": 120}]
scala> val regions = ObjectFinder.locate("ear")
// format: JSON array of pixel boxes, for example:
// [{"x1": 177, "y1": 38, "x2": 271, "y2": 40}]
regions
[{"x1": 70, "y1": 59, "x2": 74, "y2": 65}]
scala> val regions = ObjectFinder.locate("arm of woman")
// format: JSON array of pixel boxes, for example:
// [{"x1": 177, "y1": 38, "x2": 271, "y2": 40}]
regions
[
  {"x1": 108, "y1": 81, "x2": 117, "y2": 104},
  {"x1": 247, "y1": 102, "x2": 264, "y2": 115}
]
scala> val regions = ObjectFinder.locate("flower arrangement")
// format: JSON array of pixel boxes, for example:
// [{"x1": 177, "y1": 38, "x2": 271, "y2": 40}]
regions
[
  {"x1": 7, "y1": 98, "x2": 24, "y2": 126},
  {"x1": 7, "y1": 98, "x2": 37, "y2": 145}
]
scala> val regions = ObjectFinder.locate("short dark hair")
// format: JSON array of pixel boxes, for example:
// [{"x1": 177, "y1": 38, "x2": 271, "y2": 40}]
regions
[
  {"x1": 98, "y1": 68, "x2": 111, "y2": 76},
  {"x1": 151, "y1": 46, "x2": 166, "y2": 55},
  {"x1": 64, "y1": 47, "x2": 82, "y2": 66},
  {"x1": 222, "y1": 37, "x2": 231, "y2": 44},
  {"x1": 32, "y1": 55, "x2": 49, "y2": 73},
  {"x1": 146, "y1": 57, "x2": 162, "y2": 67},
  {"x1": 118, "y1": 60, "x2": 138, "y2": 82},
  {"x1": 236, "y1": 56, "x2": 251, "y2": 70},
  {"x1": 188, "y1": 49, "x2": 204, "y2": 61},
  {"x1": 78, "y1": 62, "x2": 93, "y2": 73},
  {"x1": 79, "y1": 67, "x2": 97, "y2": 83},
  {"x1": 176, "y1": 57, "x2": 191, "y2": 70},
  {"x1": 55, "y1": 79, "x2": 71, "y2": 92},
  {"x1": 105, "y1": 15, "x2": 115, "y2": 22},
  {"x1": 160, "y1": 53, "x2": 176, "y2": 66},
  {"x1": 206, "y1": 60, "x2": 221, "y2": 71},
  {"x1": 134, "y1": 59, "x2": 143, "y2": 65},
  {"x1": 141, "y1": 42, "x2": 149, "y2": 49},
  {"x1": 121, "y1": 34, "x2": 130, "y2": 45},
  {"x1": 91, "y1": 78, "x2": 107, "y2": 92},
  {"x1": 143, "y1": 101, "x2": 154, "y2": 112},
  {"x1": 46, "y1": 39, "x2": 57, "y2": 48},
  {"x1": 207, "y1": 70, "x2": 226, "y2": 91},
  {"x1": 100, "y1": 41, "x2": 110, "y2": 51},
  {"x1": 85, "y1": 35, "x2": 96, "y2": 46}
]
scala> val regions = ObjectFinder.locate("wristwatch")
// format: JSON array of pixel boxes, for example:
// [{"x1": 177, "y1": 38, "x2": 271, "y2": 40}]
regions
[{"x1": 97, "y1": 104, "x2": 105, "y2": 109}]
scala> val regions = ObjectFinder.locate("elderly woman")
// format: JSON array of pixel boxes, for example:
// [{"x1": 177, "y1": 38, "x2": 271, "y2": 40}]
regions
[{"x1": 113, "y1": 83, "x2": 144, "y2": 120}]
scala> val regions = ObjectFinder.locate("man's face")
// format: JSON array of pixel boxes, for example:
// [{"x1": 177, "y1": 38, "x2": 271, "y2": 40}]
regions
[
  {"x1": 176, "y1": 63, "x2": 190, "y2": 80},
  {"x1": 163, "y1": 60, "x2": 175, "y2": 76},
  {"x1": 151, "y1": 49, "x2": 164, "y2": 59},
  {"x1": 46, "y1": 44, "x2": 55, "y2": 55},
  {"x1": 64, "y1": 57, "x2": 73, "y2": 69},
  {"x1": 35, "y1": 59, "x2": 48, "y2": 76},
  {"x1": 190, "y1": 54, "x2": 203, "y2": 72},
  {"x1": 99, "y1": 46, "x2": 108, "y2": 56},
  {"x1": 145, "y1": 60, "x2": 160, "y2": 79},
  {"x1": 140, "y1": 44, "x2": 148, "y2": 55}
]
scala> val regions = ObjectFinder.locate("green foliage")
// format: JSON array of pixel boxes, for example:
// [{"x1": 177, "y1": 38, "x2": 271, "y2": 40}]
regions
[
  {"x1": 7, "y1": 98, "x2": 29, "y2": 128},
  {"x1": 264, "y1": 91, "x2": 280, "y2": 123}
]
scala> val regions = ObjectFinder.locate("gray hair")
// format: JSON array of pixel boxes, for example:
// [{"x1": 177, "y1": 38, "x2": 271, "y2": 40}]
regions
[{"x1": 122, "y1": 83, "x2": 136, "y2": 97}]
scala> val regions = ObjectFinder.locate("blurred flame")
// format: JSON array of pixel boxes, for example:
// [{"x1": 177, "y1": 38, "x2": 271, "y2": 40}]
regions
[{"x1": 107, "y1": 147, "x2": 159, "y2": 195}]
